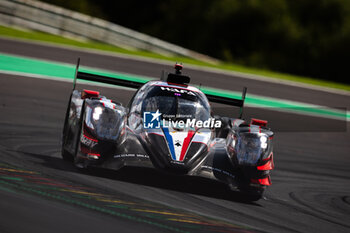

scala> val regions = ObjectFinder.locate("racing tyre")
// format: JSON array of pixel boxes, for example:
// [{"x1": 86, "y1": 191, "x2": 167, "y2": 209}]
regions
[
  {"x1": 240, "y1": 186, "x2": 265, "y2": 201},
  {"x1": 244, "y1": 189, "x2": 264, "y2": 201}
]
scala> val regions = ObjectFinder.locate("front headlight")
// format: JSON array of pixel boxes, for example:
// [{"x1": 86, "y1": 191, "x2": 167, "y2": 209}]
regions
[
  {"x1": 235, "y1": 133, "x2": 267, "y2": 165},
  {"x1": 260, "y1": 135, "x2": 268, "y2": 149},
  {"x1": 93, "y1": 106, "x2": 103, "y2": 120},
  {"x1": 85, "y1": 105, "x2": 125, "y2": 140}
]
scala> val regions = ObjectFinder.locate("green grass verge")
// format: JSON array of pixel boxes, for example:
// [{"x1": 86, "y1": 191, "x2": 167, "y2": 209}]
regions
[{"x1": 1, "y1": 25, "x2": 350, "y2": 92}]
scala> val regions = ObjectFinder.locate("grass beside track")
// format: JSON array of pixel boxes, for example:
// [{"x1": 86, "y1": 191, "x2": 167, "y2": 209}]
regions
[{"x1": 1, "y1": 25, "x2": 350, "y2": 92}]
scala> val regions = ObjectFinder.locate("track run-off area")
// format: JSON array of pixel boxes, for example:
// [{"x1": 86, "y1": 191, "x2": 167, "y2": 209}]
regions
[{"x1": 0, "y1": 37, "x2": 349, "y2": 233}]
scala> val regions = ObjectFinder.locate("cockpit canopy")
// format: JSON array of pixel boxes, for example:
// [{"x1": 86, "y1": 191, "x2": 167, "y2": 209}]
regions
[{"x1": 130, "y1": 82, "x2": 211, "y2": 122}]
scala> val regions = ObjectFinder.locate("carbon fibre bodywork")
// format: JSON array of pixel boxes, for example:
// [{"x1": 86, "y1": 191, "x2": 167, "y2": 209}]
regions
[{"x1": 61, "y1": 64, "x2": 274, "y2": 200}]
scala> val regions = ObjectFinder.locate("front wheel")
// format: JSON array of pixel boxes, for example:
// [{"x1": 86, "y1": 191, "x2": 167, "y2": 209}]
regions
[{"x1": 240, "y1": 186, "x2": 265, "y2": 201}]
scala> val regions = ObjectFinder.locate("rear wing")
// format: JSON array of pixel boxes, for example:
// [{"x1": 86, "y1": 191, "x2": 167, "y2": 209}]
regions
[
  {"x1": 73, "y1": 58, "x2": 144, "y2": 90},
  {"x1": 205, "y1": 88, "x2": 247, "y2": 119},
  {"x1": 73, "y1": 59, "x2": 247, "y2": 118}
]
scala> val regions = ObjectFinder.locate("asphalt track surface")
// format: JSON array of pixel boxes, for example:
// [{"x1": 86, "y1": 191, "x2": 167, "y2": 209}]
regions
[{"x1": 0, "y1": 37, "x2": 349, "y2": 233}]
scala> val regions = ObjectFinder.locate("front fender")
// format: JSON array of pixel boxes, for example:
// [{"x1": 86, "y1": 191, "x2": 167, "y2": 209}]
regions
[{"x1": 84, "y1": 99, "x2": 127, "y2": 143}]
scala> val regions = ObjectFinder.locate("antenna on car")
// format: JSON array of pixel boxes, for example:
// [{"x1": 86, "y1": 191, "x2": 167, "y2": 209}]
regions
[{"x1": 73, "y1": 57, "x2": 80, "y2": 91}]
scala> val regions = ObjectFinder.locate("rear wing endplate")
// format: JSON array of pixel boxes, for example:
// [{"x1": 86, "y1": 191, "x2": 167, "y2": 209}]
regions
[
  {"x1": 206, "y1": 87, "x2": 247, "y2": 119},
  {"x1": 73, "y1": 58, "x2": 143, "y2": 90}
]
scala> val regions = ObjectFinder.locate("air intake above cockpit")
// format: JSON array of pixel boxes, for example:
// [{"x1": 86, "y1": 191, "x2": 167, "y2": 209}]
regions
[{"x1": 167, "y1": 63, "x2": 191, "y2": 85}]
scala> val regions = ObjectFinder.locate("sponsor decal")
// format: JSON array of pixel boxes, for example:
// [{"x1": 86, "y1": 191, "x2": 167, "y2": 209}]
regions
[
  {"x1": 160, "y1": 86, "x2": 196, "y2": 96},
  {"x1": 175, "y1": 140, "x2": 182, "y2": 147},
  {"x1": 201, "y1": 165, "x2": 235, "y2": 178},
  {"x1": 80, "y1": 134, "x2": 98, "y2": 147},
  {"x1": 114, "y1": 154, "x2": 149, "y2": 159}
]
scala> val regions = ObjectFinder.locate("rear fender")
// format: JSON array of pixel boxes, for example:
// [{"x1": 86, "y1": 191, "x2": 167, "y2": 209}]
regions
[
  {"x1": 226, "y1": 120, "x2": 274, "y2": 188},
  {"x1": 226, "y1": 121, "x2": 274, "y2": 167}
]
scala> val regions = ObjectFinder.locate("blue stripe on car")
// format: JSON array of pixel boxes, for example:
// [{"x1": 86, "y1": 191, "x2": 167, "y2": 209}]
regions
[{"x1": 162, "y1": 127, "x2": 176, "y2": 160}]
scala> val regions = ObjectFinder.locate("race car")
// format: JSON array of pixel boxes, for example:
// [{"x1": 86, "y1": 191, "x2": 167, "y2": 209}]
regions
[{"x1": 61, "y1": 61, "x2": 274, "y2": 200}]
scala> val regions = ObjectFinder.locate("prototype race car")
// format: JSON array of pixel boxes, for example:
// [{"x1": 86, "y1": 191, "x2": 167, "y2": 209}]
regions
[{"x1": 62, "y1": 61, "x2": 274, "y2": 200}]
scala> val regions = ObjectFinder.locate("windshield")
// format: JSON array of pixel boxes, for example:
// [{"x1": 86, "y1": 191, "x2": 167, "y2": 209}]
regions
[{"x1": 142, "y1": 85, "x2": 210, "y2": 122}]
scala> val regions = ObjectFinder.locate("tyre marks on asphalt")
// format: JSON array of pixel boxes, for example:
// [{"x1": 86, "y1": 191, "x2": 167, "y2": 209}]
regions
[
  {"x1": 288, "y1": 191, "x2": 350, "y2": 228},
  {"x1": 1, "y1": 73, "x2": 349, "y2": 233},
  {"x1": 0, "y1": 162, "x2": 259, "y2": 233}
]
